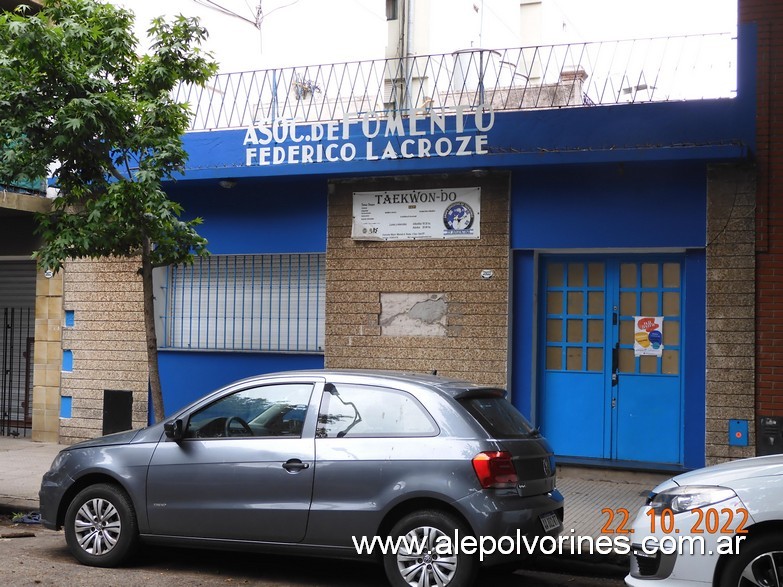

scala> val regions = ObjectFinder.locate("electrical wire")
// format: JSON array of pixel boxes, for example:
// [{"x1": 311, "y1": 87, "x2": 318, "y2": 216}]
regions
[
  {"x1": 191, "y1": 0, "x2": 258, "y2": 27},
  {"x1": 191, "y1": 0, "x2": 302, "y2": 29},
  {"x1": 258, "y1": 0, "x2": 301, "y2": 24}
]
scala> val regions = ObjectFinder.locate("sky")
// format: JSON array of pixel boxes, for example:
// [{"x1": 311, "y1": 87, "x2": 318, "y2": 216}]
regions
[{"x1": 118, "y1": 0, "x2": 737, "y2": 74}]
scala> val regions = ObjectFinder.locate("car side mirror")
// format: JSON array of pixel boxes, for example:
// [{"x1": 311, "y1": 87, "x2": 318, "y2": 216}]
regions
[{"x1": 164, "y1": 419, "x2": 184, "y2": 441}]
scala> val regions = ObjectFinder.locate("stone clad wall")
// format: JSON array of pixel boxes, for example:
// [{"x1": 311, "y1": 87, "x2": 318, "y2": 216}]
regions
[
  {"x1": 705, "y1": 163, "x2": 756, "y2": 463},
  {"x1": 31, "y1": 269, "x2": 63, "y2": 443},
  {"x1": 59, "y1": 257, "x2": 148, "y2": 444},
  {"x1": 325, "y1": 173, "x2": 510, "y2": 388}
]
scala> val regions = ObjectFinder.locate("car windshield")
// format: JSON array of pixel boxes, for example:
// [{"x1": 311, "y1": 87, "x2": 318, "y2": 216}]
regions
[{"x1": 459, "y1": 395, "x2": 538, "y2": 439}]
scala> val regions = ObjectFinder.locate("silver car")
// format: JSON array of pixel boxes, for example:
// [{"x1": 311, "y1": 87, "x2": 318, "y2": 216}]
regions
[{"x1": 40, "y1": 370, "x2": 564, "y2": 586}]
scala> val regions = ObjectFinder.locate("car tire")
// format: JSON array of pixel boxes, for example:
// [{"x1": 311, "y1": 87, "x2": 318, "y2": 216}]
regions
[
  {"x1": 383, "y1": 510, "x2": 477, "y2": 587},
  {"x1": 718, "y1": 533, "x2": 783, "y2": 587},
  {"x1": 64, "y1": 483, "x2": 139, "y2": 567}
]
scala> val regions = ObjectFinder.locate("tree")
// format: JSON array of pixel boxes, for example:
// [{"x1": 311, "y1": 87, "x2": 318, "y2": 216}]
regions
[{"x1": 0, "y1": 0, "x2": 217, "y2": 423}]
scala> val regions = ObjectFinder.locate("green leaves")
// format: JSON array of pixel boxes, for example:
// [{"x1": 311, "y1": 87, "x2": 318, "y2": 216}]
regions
[
  {"x1": 3, "y1": 0, "x2": 220, "y2": 421},
  {"x1": 0, "y1": 0, "x2": 217, "y2": 271},
  {"x1": 63, "y1": 117, "x2": 83, "y2": 132}
]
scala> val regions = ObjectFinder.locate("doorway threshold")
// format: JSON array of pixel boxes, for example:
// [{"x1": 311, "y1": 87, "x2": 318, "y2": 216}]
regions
[{"x1": 556, "y1": 456, "x2": 690, "y2": 475}]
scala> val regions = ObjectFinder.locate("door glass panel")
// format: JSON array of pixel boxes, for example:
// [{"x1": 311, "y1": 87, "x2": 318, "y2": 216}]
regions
[
  {"x1": 620, "y1": 263, "x2": 637, "y2": 288},
  {"x1": 620, "y1": 291, "x2": 636, "y2": 315},
  {"x1": 663, "y1": 321, "x2": 680, "y2": 345},
  {"x1": 568, "y1": 263, "x2": 584, "y2": 287},
  {"x1": 588, "y1": 291, "x2": 603, "y2": 314},
  {"x1": 547, "y1": 319, "x2": 563, "y2": 342},
  {"x1": 587, "y1": 319, "x2": 604, "y2": 343},
  {"x1": 548, "y1": 292, "x2": 563, "y2": 314},
  {"x1": 587, "y1": 348, "x2": 603, "y2": 372},
  {"x1": 641, "y1": 292, "x2": 658, "y2": 315},
  {"x1": 568, "y1": 292, "x2": 583, "y2": 314},
  {"x1": 616, "y1": 260, "x2": 682, "y2": 378},
  {"x1": 662, "y1": 350, "x2": 679, "y2": 374},
  {"x1": 545, "y1": 260, "x2": 604, "y2": 375},
  {"x1": 588, "y1": 263, "x2": 604, "y2": 286},
  {"x1": 549, "y1": 263, "x2": 564, "y2": 287},
  {"x1": 567, "y1": 319, "x2": 583, "y2": 342},
  {"x1": 663, "y1": 263, "x2": 681, "y2": 288},
  {"x1": 641, "y1": 264, "x2": 659, "y2": 288},
  {"x1": 566, "y1": 347, "x2": 582, "y2": 370},
  {"x1": 546, "y1": 347, "x2": 562, "y2": 370},
  {"x1": 619, "y1": 321, "x2": 634, "y2": 345},
  {"x1": 663, "y1": 292, "x2": 680, "y2": 316},
  {"x1": 618, "y1": 348, "x2": 635, "y2": 372},
  {"x1": 640, "y1": 356, "x2": 658, "y2": 374}
]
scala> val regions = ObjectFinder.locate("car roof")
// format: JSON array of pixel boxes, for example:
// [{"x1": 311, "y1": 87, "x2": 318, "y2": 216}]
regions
[{"x1": 248, "y1": 368, "x2": 504, "y2": 399}]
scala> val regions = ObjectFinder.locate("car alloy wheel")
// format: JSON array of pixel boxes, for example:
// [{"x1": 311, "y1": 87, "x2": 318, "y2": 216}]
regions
[
  {"x1": 383, "y1": 510, "x2": 477, "y2": 587},
  {"x1": 64, "y1": 483, "x2": 139, "y2": 567},
  {"x1": 396, "y1": 525, "x2": 457, "y2": 586},
  {"x1": 720, "y1": 535, "x2": 783, "y2": 587},
  {"x1": 737, "y1": 551, "x2": 783, "y2": 587}
]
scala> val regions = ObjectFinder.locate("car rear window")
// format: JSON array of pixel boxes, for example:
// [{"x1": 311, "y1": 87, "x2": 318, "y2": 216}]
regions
[
  {"x1": 317, "y1": 384, "x2": 439, "y2": 438},
  {"x1": 459, "y1": 396, "x2": 537, "y2": 439}
]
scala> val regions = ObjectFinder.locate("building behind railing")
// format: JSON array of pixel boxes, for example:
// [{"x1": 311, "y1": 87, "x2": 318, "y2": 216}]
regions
[{"x1": 175, "y1": 34, "x2": 736, "y2": 132}]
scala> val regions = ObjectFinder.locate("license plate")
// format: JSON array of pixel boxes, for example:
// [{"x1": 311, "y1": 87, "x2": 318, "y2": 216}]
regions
[{"x1": 540, "y1": 512, "x2": 561, "y2": 532}]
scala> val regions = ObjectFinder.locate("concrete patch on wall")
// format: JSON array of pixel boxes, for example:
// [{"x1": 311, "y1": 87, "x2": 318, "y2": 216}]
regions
[{"x1": 380, "y1": 293, "x2": 447, "y2": 336}]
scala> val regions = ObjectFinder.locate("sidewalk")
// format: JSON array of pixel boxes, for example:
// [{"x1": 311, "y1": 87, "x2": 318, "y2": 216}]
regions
[
  {"x1": 0, "y1": 435, "x2": 670, "y2": 562},
  {"x1": 555, "y1": 465, "x2": 669, "y2": 563}
]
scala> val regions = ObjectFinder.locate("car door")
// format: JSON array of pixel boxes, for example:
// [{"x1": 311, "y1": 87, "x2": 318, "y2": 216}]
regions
[
  {"x1": 305, "y1": 381, "x2": 443, "y2": 545},
  {"x1": 146, "y1": 380, "x2": 319, "y2": 542}
]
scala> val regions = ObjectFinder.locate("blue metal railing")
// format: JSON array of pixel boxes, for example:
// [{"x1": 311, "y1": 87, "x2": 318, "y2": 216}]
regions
[
  {"x1": 1, "y1": 178, "x2": 47, "y2": 196},
  {"x1": 175, "y1": 33, "x2": 736, "y2": 132}
]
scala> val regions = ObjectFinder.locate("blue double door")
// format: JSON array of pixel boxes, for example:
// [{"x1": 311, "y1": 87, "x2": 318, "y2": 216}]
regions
[{"x1": 538, "y1": 256, "x2": 683, "y2": 465}]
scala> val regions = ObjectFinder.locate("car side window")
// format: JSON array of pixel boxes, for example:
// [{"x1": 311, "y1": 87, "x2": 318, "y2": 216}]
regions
[
  {"x1": 185, "y1": 383, "x2": 313, "y2": 439},
  {"x1": 316, "y1": 384, "x2": 438, "y2": 438}
]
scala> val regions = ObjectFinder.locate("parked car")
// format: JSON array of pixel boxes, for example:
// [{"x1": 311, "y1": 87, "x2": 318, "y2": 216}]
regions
[
  {"x1": 626, "y1": 454, "x2": 783, "y2": 587},
  {"x1": 40, "y1": 370, "x2": 564, "y2": 587}
]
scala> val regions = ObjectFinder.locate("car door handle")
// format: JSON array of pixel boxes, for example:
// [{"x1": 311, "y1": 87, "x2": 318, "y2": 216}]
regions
[{"x1": 282, "y1": 459, "x2": 310, "y2": 472}]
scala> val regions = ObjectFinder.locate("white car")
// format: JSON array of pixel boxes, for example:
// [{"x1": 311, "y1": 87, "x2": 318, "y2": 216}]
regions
[{"x1": 625, "y1": 454, "x2": 783, "y2": 587}]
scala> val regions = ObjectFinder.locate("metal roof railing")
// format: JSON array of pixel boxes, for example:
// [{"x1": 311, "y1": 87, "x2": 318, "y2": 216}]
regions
[{"x1": 174, "y1": 33, "x2": 736, "y2": 132}]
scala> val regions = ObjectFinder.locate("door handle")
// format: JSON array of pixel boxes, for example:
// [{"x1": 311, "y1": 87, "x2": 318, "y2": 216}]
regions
[
  {"x1": 611, "y1": 342, "x2": 619, "y2": 386},
  {"x1": 282, "y1": 459, "x2": 310, "y2": 472}
]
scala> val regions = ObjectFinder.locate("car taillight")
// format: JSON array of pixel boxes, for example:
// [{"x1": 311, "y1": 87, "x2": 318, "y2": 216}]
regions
[{"x1": 472, "y1": 451, "x2": 518, "y2": 489}]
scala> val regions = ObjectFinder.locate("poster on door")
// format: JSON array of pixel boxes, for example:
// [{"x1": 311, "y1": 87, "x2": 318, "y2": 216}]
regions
[{"x1": 634, "y1": 316, "x2": 664, "y2": 357}]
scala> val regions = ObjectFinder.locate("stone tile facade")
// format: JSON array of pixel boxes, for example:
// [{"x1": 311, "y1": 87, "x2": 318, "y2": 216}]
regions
[
  {"x1": 58, "y1": 257, "x2": 149, "y2": 444},
  {"x1": 31, "y1": 269, "x2": 63, "y2": 443},
  {"x1": 705, "y1": 163, "x2": 756, "y2": 463},
  {"x1": 325, "y1": 173, "x2": 510, "y2": 388}
]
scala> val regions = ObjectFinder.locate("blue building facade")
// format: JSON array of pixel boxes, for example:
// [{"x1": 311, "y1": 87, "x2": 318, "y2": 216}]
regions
[{"x1": 154, "y1": 27, "x2": 756, "y2": 470}]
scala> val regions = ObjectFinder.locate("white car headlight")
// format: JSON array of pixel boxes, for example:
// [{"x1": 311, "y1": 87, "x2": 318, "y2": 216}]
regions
[{"x1": 649, "y1": 485, "x2": 737, "y2": 514}]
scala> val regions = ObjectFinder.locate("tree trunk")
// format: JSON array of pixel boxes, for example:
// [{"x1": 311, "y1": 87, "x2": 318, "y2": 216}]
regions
[{"x1": 141, "y1": 238, "x2": 165, "y2": 423}]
